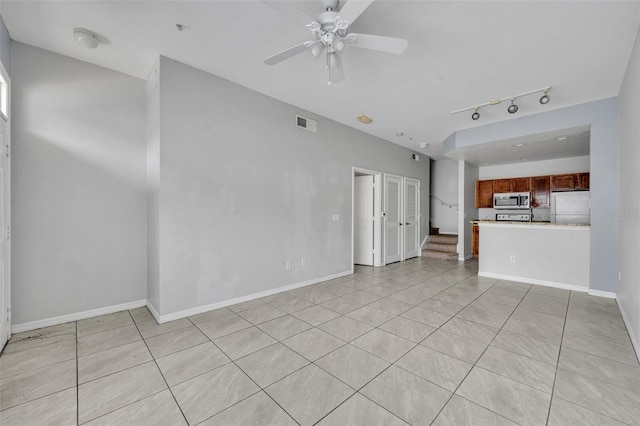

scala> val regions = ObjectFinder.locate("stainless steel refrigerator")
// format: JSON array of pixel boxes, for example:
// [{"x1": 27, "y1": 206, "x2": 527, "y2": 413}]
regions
[{"x1": 550, "y1": 191, "x2": 590, "y2": 224}]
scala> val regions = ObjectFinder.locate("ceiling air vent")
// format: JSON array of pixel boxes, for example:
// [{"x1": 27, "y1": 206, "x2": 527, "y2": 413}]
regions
[{"x1": 296, "y1": 115, "x2": 317, "y2": 133}]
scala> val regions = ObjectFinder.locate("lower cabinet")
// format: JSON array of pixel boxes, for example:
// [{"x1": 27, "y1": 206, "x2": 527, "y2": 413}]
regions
[{"x1": 472, "y1": 224, "x2": 479, "y2": 258}]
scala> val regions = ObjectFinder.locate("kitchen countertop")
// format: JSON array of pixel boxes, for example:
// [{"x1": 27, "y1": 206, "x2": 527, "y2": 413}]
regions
[{"x1": 470, "y1": 220, "x2": 590, "y2": 227}]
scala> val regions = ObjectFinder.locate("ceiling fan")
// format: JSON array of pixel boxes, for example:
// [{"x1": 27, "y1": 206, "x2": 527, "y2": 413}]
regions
[{"x1": 263, "y1": 0, "x2": 408, "y2": 84}]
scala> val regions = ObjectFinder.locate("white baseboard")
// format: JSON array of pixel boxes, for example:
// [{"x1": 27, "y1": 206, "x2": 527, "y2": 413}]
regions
[
  {"x1": 11, "y1": 300, "x2": 147, "y2": 334},
  {"x1": 478, "y1": 272, "x2": 589, "y2": 293},
  {"x1": 420, "y1": 235, "x2": 429, "y2": 250},
  {"x1": 587, "y1": 289, "x2": 617, "y2": 299},
  {"x1": 152, "y1": 270, "x2": 353, "y2": 324},
  {"x1": 616, "y1": 298, "x2": 640, "y2": 364}
]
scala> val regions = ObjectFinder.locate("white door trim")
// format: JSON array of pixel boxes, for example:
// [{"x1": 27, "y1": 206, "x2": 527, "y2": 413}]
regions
[
  {"x1": 352, "y1": 167, "x2": 383, "y2": 268},
  {"x1": 0, "y1": 59, "x2": 10, "y2": 349}
]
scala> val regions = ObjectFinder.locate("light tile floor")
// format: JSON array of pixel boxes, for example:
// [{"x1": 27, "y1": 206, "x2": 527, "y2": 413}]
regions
[{"x1": 2, "y1": 257, "x2": 639, "y2": 425}]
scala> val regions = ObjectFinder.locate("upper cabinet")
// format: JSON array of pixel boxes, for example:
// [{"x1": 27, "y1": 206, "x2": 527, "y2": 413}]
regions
[
  {"x1": 531, "y1": 176, "x2": 551, "y2": 207},
  {"x1": 576, "y1": 173, "x2": 590, "y2": 190},
  {"x1": 550, "y1": 173, "x2": 590, "y2": 191},
  {"x1": 475, "y1": 172, "x2": 589, "y2": 209},
  {"x1": 475, "y1": 180, "x2": 493, "y2": 208},
  {"x1": 493, "y1": 179, "x2": 511, "y2": 193},
  {"x1": 551, "y1": 174, "x2": 577, "y2": 191},
  {"x1": 510, "y1": 177, "x2": 531, "y2": 192}
]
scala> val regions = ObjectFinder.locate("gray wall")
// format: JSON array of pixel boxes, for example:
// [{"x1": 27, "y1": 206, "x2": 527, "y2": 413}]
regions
[
  {"x1": 618, "y1": 27, "x2": 640, "y2": 357},
  {"x1": 0, "y1": 14, "x2": 10, "y2": 73},
  {"x1": 430, "y1": 158, "x2": 458, "y2": 234},
  {"x1": 444, "y1": 98, "x2": 619, "y2": 293},
  {"x1": 11, "y1": 43, "x2": 147, "y2": 325},
  {"x1": 457, "y1": 161, "x2": 478, "y2": 259},
  {"x1": 151, "y1": 56, "x2": 430, "y2": 317}
]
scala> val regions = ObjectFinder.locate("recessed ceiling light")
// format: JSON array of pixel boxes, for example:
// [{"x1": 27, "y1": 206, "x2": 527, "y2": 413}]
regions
[
  {"x1": 419, "y1": 142, "x2": 428, "y2": 149},
  {"x1": 73, "y1": 28, "x2": 99, "y2": 49},
  {"x1": 513, "y1": 143, "x2": 525, "y2": 147},
  {"x1": 356, "y1": 115, "x2": 372, "y2": 124},
  {"x1": 556, "y1": 136, "x2": 568, "y2": 141},
  {"x1": 521, "y1": 158, "x2": 529, "y2": 162},
  {"x1": 395, "y1": 132, "x2": 404, "y2": 137}
]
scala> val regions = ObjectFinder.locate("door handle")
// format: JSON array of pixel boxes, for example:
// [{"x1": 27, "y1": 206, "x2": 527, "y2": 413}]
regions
[
  {"x1": 405, "y1": 222, "x2": 410, "y2": 225},
  {"x1": 399, "y1": 223, "x2": 403, "y2": 226}
]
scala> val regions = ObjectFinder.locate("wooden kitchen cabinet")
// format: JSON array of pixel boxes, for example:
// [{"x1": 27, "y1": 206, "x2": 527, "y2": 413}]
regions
[
  {"x1": 551, "y1": 174, "x2": 577, "y2": 191},
  {"x1": 510, "y1": 177, "x2": 531, "y2": 192},
  {"x1": 531, "y1": 176, "x2": 551, "y2": 207},
  {"x1": 493, "y1": 179, "x2": 511, "y2": 193},
  {"x1": 475, "y1": 180, "x2": 493, "y2": 208},
  {"x1": 472, "y1": 224, "x2": 479, "y2": 258},
  {"x1": 576, "y1": 173, "x2": 590, "y2": 190}
]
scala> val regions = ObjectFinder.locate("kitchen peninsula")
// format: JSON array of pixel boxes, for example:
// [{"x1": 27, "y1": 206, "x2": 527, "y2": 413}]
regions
[{"x1": 474, "y1": 221, "x2": 590, "y2": 291}]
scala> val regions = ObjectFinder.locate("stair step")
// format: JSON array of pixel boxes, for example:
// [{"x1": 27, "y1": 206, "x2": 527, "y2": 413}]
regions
[
  {"x1": 425, "y1": 242, "x2": 458, "y2": 253},
  {"x1": 422, "y1": 250, "x2": 458, "y2": 260},
  {"x1": 427, "y1": 234, "x2": 458, "y2": 244}
]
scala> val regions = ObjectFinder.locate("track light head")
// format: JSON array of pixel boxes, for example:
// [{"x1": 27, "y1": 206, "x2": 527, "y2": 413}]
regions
[
  {"x1": 539, "y1": 89, "x2": 550, "y2": 104},
  {"x1": 471, "y1": 108, "x2": 480, "y2": 120},
  {"x1": 507, "y1": 99, "x2": 518, "y2": 114}
]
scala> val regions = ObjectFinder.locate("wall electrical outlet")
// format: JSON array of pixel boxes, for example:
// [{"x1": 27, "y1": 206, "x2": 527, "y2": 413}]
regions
[
  {"x1": 332, "y1": 214, "x2": 340, "y2": 221},
  {"x1": 301, "y1": 258, "x2": 306, "y2": 267},
  {"x1": 285, "y1": 260, "x2": 291, "y2": 270},
  {"x1": 509, "y1": 255, "x2": 516, "y2": 263}
]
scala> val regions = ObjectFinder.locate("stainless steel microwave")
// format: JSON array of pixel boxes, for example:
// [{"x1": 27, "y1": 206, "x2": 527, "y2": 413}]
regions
[{"x1": 493, "y1": 192, "x2": 530, "y2": 209}]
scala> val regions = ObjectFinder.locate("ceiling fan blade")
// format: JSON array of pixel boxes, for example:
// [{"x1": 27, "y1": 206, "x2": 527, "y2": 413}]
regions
[
  {"x1": 264, "y1": 42, "x2": 312, "y2": 65},
  {"x1": 348, "y1": 33, "x2": 408, "y2": 54},
  {"x1": 261, "y1": 0, "x2": 315, "y2": 26},
  {"x1": 338, "y1": 0, "x2": 375, "y2": 24},
  {"x1": 328, "y1": 53, "x2": 345, "y2": 84}
]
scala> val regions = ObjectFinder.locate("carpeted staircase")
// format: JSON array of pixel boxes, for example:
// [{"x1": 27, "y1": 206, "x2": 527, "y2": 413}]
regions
[{"x1": 423, "y1": 229, "x2": 459, "y2": 260}]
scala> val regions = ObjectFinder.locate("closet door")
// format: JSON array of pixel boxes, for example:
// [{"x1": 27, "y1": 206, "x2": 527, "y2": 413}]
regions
[
  {"x1": 384, "y1": 174, "x2": 403, "y2": 264},
  {"x1": 404, "y1": 178, "x2": 420, "y2": 259}
]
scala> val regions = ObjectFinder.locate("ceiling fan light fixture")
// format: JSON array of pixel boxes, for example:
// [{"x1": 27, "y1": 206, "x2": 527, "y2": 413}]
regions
[
  {"x1": 73, "y1": 27, "x2": 99, "y2": 49},
  {"x1": 309, "y1": 41, "x2": 325, "y2": 58}
]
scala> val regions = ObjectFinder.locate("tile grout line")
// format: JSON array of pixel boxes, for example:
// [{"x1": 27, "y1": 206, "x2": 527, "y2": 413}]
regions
[
  {"x1": 185, "y1": 314, "x2": 303, "y2": 426},
  {"x1": 427, "y1": 280, "x2": 537, "y2": 425},
  {"x1": 128, "y1": 310, "x2": 191, "y2": 426},
  {"x1": 544, "y1": 290, "x2": 572, "y2": 425}
]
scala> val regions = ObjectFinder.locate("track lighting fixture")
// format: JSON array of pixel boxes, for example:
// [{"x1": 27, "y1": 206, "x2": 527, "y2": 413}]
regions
[
  {"x1": 539, "y1": 88, "x2": 550, "y2": 104},
  {"x1": 451, "y1": 86, "x2": 551, "y2": 121}
]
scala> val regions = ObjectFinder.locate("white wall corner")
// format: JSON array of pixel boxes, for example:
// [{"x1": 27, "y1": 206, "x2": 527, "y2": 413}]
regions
[{"x1": 617, "y1": 297, "x2": 640, "y2": 364}]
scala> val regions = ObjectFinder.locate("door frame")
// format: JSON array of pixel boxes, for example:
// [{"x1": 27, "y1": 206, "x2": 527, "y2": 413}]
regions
[
  {"x1": 351, "y1": 167, "x2": 383, "y2": 269},
  {"x1": 0, "y1": 59, "x2": 10, "y2": 348}
]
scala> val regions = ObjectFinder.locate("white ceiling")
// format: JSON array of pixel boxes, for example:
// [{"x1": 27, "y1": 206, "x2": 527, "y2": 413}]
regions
[{"x1": 2, "y1": 1, "x2": 639, "y2": 160}]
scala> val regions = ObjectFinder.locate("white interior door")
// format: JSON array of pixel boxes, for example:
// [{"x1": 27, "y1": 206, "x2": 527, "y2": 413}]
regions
[
  {"x1": 354, "y1": 175, "x2": 374, "y2": 266},
  {"x1": 404, "y1": 178, "x2": 420, "y2": 259},
  {"x1": 385, "y1": 174, "x2": 403, "y2": 264},
  {"x1": 0, "y1": 63, "x2": 10, "y2": 349}
]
